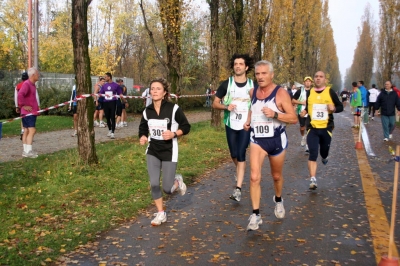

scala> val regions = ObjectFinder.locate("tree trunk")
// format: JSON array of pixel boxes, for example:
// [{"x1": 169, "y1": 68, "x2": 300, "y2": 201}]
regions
[
  {"x1": 209, "y1": 0, "x2": 221, "y2": 128},
  {"x1": 71, "y1": 0, "x2": 98, "y2": 164}
]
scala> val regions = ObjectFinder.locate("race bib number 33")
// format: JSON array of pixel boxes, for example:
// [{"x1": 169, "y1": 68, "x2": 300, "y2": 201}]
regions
[
  {"x1": 148, "y1": 119, "x2": 168, "y2": 140},
  {"x1": 312, "y1": 104, "x2": 328, "y2": 120}
]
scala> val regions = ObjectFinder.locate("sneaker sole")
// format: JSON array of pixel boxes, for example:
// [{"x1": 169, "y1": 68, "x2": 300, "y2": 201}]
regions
[
  {"x1": 151, "y1": 219, "x2": 167, "y2": 226},
  {"x1": 179, "y1": 182, "x2": 187, "y2": 195},
  {"x1": 229, "y1": 195, "x2": 240, "y2": 202},
  {"x1": 309, "y1": 184, "x2": 317, "y2": 190}
]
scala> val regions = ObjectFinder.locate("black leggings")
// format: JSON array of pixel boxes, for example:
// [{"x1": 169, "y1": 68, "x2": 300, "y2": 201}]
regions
[
  {"x1": 103, "y1": 101, "x2": 117, "y2": 132},
  {"x1": 307, "y1": 128, "x2": 332, "y2": 161},
  {"x1": 368, "y1": 102, "x2": 376, "y2": 117}
]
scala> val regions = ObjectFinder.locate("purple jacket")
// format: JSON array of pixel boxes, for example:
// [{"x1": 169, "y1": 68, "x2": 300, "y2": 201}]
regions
[{"x1": 99, "y1": 82, "x2": 123, "y2": 102}]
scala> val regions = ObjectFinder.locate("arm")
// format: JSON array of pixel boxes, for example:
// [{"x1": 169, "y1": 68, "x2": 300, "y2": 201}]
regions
[
  {"x1": 138, "y1": 113, "x2": 149, "y2": 145},
  {"x1": 275, "y1": 88, "x2": 297, "y2": 124},
  {"x1": 329, "y1": 89, "x2": 343, "y2": 113},
  {"x1": 212, "y1": 80, "x2": 231, "y2": 110},
  {"x1": 291, "y1": 89, "x2": 304, "y2": 105},
  {"x1": 174, "y1": 107, "x2": 191, "y2": 137},
  {"x1": 243, "y1": 88, "x2": 253, "y2": 131}
]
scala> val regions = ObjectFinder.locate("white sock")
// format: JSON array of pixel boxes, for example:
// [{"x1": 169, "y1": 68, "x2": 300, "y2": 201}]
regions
[
  {"x1": 27, "y1": 144, "x2": 32, "y2": 152},
  {"x1": 23, "y1": 144, "x2": 27, "y2": 152}
]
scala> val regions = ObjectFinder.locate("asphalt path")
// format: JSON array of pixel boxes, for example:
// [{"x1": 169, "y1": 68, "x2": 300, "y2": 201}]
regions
[{"x1": 57, "y1": 107, "x2": 400, "y2": 266}]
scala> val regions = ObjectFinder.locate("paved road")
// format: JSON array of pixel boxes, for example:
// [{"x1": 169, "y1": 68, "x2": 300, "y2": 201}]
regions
[{"x1": 2, "y1": 109, "x2": 399, "y2": 265}]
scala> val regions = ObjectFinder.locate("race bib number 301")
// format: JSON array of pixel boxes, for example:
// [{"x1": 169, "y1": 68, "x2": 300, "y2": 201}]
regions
[
  {"x1": 252, "y1": 114, "x2": 273, "y2": 138},
  {"x1": 312, "y1": 104, "x2": 328, "y2": 120},
  {"x1": 148, "y1": 119, "x2": 168, "y2": 140}
]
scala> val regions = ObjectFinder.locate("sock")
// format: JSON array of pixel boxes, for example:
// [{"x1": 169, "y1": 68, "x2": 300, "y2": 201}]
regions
[
  {"x1": 253, "y1": 209, "x2": 259, "y2": 215},
  {"x1": 27, "y1": 144, "x2": 32, "y2": 152},
  {"x1": 236, "y1": 186, "x2": 241, "y2": 191},
  {"x1": 21, "y1": 129, "x2": 24, "y2": 134},
  {"x1": 275, "y1": 196, "x2": 282, "y2": 202},
  {"x1": 311, "y1": 176, "x2": 316, "y2": 181},
  {"x1": 23, "y1": 144, "x2": 27, "y2": 152}
]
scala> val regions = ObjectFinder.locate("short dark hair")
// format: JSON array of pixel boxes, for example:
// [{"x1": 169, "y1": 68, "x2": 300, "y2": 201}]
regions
[
  {"x1": 21, "y1": 72, "x2": 28, "y2": 81},
  {"x1": 358, "y1": 80, "x2": 364, "y2": 85},
  {"x1": 230, "y1": 53, "x2": 254, "y2": 73},
  {"x1": 372, "y1": 84, "x2": 376, "y2": 88},
  {"x1": 105, "y1": 72, "x2": 112, "y2": 79},
  {"x1": 352, "y1": 82, "x2": 357, "y2": 87}
]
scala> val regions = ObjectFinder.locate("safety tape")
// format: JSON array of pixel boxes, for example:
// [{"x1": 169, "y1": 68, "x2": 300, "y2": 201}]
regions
[{"x1": 1, "y1": 93, "x2": 214, "y2": 125}]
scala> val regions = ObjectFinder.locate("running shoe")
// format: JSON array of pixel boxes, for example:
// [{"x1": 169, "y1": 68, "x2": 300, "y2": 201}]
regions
[
  {"x1": 20, "y1": 133, "x2": 23, "y2": 141},
  {"x1": 175, "y1": 174, "x2": 187, "y2": 195},
  {"x1": 151, "y1": 211, "x2": 167, "y2": 226},
  {"x1": 110, "y1": 133, "x2": 115, "y2": 139},
  {"x1": 371, "y1": 117, "x2": 374, "y2": 120},
  {"x1": 123, "y1": 122, "x2": 128, "y2": 127},
  {"x1": 322, "y1": 157, "x2": 328, "y2": 165},
  {"x1": 389, "y1": 134, "x2": 393, "y2": 139},
  {"x1": 229, "y1": 188, "x2": 241, "y2": 202},
  {"x1": 23, "y1": 150, "x2": 38, "y2": 158},
  {"x1": 301, "y1": 136, "x2": 306, "y2": 147},
  {"x1": 71, "y1": 130, "x2": 77, "y2": 137},
  {"x1": 384, "y1": 138, "x2": 389, "y2": 142},
  {"x1": 309, "y1": 177, "x2": 317, "y2": 190},
  {"x1": 107, "y1": 131, "x2": 112, "y2": 137},
  {"x1": 94, "y1": 121, "x2": 99, "y2": 127},
  {"x1": 273, "y1": 196, "x2": 285, "y2": 219},
  {"x1": 305, "y1": 145, "x2": 309, "y2": 153},
  {"x1": 99, "y1": 122, "x2": 106, "y2": 128},
  {"x1": 247, "y1": 214, "x2": 262, "y2": 231}
]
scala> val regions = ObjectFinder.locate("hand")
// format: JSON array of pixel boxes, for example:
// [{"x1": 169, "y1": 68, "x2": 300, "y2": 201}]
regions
[
  {"x1": 139, "y1": 135, "x2": 148, "y2": 145},
  {"x1": 226, "y1": 104, "x2": 236, "y2": 111},
  {"x1": 243, "y1": 122, "x2": 251, "y2": 131},
  {"x1": 162, "y1": 130, "x2": 174, "y2": 140},
  {"x1": 328, "y1": 104, "x2": 335, "y2": 112},
  {"x1": 261, "y1": 107, "x2": 274, "y2": 118},
  {"x1": 300, "y1": 110, "x2": 307, "y2": 118},
  {"x1": 125, "y1": 102, "x2": 129, "y2": 107},
  {"x1": 15, "y1": 107, "x2": 20, "y2": 114}
]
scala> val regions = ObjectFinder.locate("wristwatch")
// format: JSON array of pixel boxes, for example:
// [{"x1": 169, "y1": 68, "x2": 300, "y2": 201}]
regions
[
  {"x1": 274, "y1": 112, "x2": 278, "y2": 119},
  {"x1": 174, "y1": 132, "x2": 178, "y2": 138}
]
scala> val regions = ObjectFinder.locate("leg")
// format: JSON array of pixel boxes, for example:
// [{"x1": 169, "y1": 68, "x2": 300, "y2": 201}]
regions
[
  {"x1": 307, "y1": 128, "x2": 319, "y2": 189},
  {"x1": 269, "y1": 150, "x2": 286, "y2": 198},
  {"x1": 389, "y1": 116, "x2": 396, "y2": 135},
  {"x1": 319, "y1": 130, "x2": 332, "y2": 160},
  {"x1": 147, "y1": 154, "x2": 163, "y2": 210},
  {"x1": 249, "y1": 143, "x2": 267, "y2": 210},
  {"x1": 161, "y1": 161, "x2": 178, "y2": 194},
  {"x1": 110, "y1": 102, "x2": 117, "y2": 133},
  {"x1": 73, "y1": 113, "x2": 78, "y2": 131},
  {"x1": 381, "y1": 115, "x2": 390, "y2": 139},
  {"x1": 235, "y1": 129, "x2": 250, "y2": 189},
  {"x1": 103, "y1": 102, "x2": 112, "y2": 130}
]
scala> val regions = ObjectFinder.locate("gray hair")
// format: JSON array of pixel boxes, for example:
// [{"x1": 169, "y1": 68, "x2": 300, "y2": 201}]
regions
[
  {"x1": 255, "y1": 60, "x2": 274, "y2": 73},
  {"x1": 27, "y1": 67, "x2": 38, "y2": 77}
]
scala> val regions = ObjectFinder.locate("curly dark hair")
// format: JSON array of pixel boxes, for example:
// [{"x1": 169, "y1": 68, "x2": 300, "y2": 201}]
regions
[
  {"x1": 149, "y1": 77, "x2": 170, "y2": 101},
  {"x1": 230, "y1": 53, "x2": 254, "y2": 73}
]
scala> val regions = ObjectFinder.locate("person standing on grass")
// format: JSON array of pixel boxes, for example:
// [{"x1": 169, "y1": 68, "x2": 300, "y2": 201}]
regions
[
  {"x1": 14, "y1": 72, "x2": 29, "y2": 140},
  {"x1": 68, "y1": 77, "x2": 78, "y2": 137},
  {"x1": 139, "y1": 78, "x2": 191, "y2": 226},
  {"x1": 213, "y1": 53, "x2": 254, "y2": 203},
  {"x1": 374, "y1": 80, "x2": 400, "y2": 141},
  {"x1": 243, "y1": 60, "x2": 297, "y2": 231},
  {"x1": 18, "y1": 67, "x2": 41, "y2": 158},
  {"x1": 93, "y1": 76, "x2": 105, "y2": 127},
  {"x1": 99, "y1": 72, "x2": 126, "y2": 139}
]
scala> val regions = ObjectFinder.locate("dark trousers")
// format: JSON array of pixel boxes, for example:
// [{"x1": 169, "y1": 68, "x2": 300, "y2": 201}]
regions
[{"x1": 103, "y1": 101, "x2": 117, "y2": 132}]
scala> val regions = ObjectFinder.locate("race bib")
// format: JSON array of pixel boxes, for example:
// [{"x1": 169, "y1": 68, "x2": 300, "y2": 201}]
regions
[
  {"x1": 312, "y1": 104, "x2": 328, "y2": 120},
  {"x1": 229, "y1": 101, "x2": 249, "y2": 130},
  {"x1": 105, "y1": 91, "x2": 113, "y2": 100},
  {"x1": 342, "y1": 94, "x2": 347, "y2": 98},
  {"x1": 148, "y1": 119, "x2": 168, "y2": 140},
  {"x1": 252, "y1": 114, "x2": 273, "y2": 138}
]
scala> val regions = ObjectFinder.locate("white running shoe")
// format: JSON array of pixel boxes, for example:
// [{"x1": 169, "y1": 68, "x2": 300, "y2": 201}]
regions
[
  {"x1": 99, "y1": 122, "x2": 106, "y2": 128},
  {"x1": 107, "y1": 131, "x2": 112, "y2": 137},
  {"x1": 151, "y1": 212, "x2": 167, "y2": 226},
  {"x1": 71, "y1": 130, "x2": 77, "y2": 137},
  {"x1": 175, "y1": 174, "x2": 187, "y2": 195},
  {"x1": 389, "y1": 134, "x2": 393, "y2": 139},
  {"x1": 273, "y1": 196, "x2": 285, "y2": 219},
  {"x1": 301, "y1": 136, "x2": 306, "y2": 147},
  {"x1": 309, "y1": 177, "x2": 317, "y2": 190},
  {"x1": 384, "y1": 138, "x2": 389, "y2": 142},
  {"x1": 305, "y1": 144, "x2": 309, "y2": 153},
  {"x1": 23, "y1": 150, "x2": 38, "y2": 158},
  {"x1": 110, "y1": 133, "x2": 115, "y2": 139},
  {"x1": 123, "y1": 122, "x2": 128, "y2": 127},
  {"x1": 94, "y1": 121, "x2": 99, "y2": 127},
  {"x1": 229, "y1": 188, "x2": 241, "y2": 202},
  {"x1": 247, "y1": 214, "x2": 262, "y2": 231}
]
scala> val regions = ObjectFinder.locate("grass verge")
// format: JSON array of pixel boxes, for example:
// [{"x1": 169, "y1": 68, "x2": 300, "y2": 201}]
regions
[{"x1": 0, "y1": 121, "x2": 228, "y2": 265}]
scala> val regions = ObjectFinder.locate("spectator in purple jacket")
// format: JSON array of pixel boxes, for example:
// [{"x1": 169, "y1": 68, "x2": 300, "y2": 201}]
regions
[
  {"x1": 99, "y1": 72, "x2": 126, "y2": 139},
  {"x1": 18, "y1": 67, "x2": 41, "y2": 158}
]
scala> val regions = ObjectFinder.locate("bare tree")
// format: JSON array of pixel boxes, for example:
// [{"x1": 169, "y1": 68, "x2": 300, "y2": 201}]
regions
[{"x1": 72, "y1": 0, "x2": 98, "y2": 164}]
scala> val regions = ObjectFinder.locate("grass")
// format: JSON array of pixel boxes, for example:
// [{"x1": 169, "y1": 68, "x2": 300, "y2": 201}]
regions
[{"x1": 0, "y1": 120, "x2": 229, "y2": 265}]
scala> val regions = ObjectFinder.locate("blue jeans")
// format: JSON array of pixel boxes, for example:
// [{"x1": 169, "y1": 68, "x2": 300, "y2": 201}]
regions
[{"x1": 381, "y1": 115, "x2": 395, "y2": 138}]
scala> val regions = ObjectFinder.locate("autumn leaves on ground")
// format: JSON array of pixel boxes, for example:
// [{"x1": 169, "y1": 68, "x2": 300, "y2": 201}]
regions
[{"x1": 0, "y1": 121, "x2": 229, "y2": 265}]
